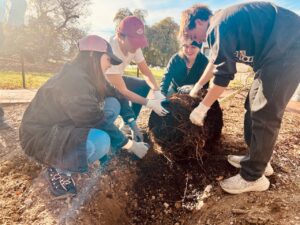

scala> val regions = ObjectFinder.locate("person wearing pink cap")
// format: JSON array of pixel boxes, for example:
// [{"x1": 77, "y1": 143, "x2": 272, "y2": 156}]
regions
[
  {"x1": 105, "y1": 16, "x2": 168, "y2": 135},
  {"x1": 19, "y1": 35, "x2": 150, "y2": 197}
]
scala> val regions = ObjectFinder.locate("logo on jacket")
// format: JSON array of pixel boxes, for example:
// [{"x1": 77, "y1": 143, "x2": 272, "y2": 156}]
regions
[{"x1": 234, "y1": 50, "x2": 254, "y2": 65}]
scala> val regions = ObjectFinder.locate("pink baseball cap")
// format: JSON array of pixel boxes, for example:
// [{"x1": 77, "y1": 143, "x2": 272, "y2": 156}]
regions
[
  {"x1": 117, "y1": 16, "x2": 148, "y2": 49},
  {"x1": 78, "y1": 35, "x2": 122, "y2": 65}
]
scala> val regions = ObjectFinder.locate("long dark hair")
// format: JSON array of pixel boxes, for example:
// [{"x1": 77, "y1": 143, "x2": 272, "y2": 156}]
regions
[{"x1": 71, "y1": 51, "x2": 107, "y2": 97}]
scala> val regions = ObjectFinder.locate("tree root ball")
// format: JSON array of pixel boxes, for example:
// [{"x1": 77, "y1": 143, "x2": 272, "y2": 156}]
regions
[{"x1": 148, "y1": 89, "x2": 223, "y2": 162}]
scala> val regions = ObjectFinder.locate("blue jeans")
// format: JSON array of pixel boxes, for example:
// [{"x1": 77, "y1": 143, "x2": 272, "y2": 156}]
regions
[
  {"x1": 57, "y1": 97, "x2": 127, "y2": 174},
  {"x1": 123, "y1": 76, "x2": 150, "y2": 118},
  {"x1": 94, "y1": 97, "x2": 128, "y2": 154}
]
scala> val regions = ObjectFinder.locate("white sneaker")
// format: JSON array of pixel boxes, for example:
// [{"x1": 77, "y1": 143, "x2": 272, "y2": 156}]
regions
[
  {"x1": 220, "y1": 174, "x2": 270, "y2": 194},
  {"x1": 227, "y1": 155, "x2": 274, "y2": 176}
]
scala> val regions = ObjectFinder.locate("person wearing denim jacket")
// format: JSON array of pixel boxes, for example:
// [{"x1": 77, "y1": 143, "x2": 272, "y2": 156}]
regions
[{"x1": 19, "y1": 35, "x2": 149, "y2": 197}]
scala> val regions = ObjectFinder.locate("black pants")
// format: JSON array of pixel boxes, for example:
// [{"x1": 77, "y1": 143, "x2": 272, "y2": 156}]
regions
[
  {"x1": 240, "y1": 46, "x2": 300, "y2": 181},
  {"x1": 123, "y1": 76, "x2": 150, "y2": 119}
]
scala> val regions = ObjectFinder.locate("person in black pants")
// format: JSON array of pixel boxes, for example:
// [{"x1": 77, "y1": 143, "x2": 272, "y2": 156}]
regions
[
  {"x1": 160, "y1": 38, "x2": 208, "y2": 96},
  {"x1": 180, "y1": 2, "x2": 300, "y2": 194}
]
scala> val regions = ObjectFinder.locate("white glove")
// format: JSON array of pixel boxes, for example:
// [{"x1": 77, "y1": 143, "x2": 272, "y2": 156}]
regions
[
  {"x1": 153, "y1": 90, "x2": 166, "y2": 100},
  {"x1": 189, "y1": 102, "x2": 210, "y2": 126},
  {"x1": 146, "y1": 99, "x2": 169, "y2": 116},
  {"x1": 127, "y1": 141, "x2": 149, "y2": 159},
  {"x1": 189, "y1": 84, "x2": 203, "y2": 98},
  {"x1": 177, "y1": 85, "x2": 194, "y2": 94}
]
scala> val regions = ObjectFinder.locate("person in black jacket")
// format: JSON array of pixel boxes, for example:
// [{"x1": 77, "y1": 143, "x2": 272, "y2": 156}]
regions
[
  {"x1": 20, "y1": 35, "x2": 149, "y2": 197},
  {"x1": 160, "y1": 38, "x2": 208, "y2": 96},
  {"x1": 180, "y1": 2, "x2": 300, "y2": 194}
]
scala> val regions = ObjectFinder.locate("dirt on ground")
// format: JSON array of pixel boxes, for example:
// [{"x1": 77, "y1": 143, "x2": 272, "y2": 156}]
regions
[{"x1": 0, "y1": 92, "x2": 299, "y2": 225}]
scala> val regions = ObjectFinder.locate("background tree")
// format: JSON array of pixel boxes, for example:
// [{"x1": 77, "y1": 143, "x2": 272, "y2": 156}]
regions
[
  {"x1": 0, "y1": 0, "x2": 90, "y2": 64},
  {"x1": 144, "y1": 17, "x2": 179, "y2": 67},
  {"x1": 113, "y1": 8, "x2": 147, "y2": 29}
]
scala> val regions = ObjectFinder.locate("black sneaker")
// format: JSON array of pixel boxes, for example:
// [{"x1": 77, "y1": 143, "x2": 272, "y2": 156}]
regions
[{"x1": 46, "y1": 167, "x2": 77, "y2": 197}]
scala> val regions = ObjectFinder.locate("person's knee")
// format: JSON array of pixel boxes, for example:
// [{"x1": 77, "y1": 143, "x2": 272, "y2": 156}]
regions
[
  {"x1": 87, "y1": 129, "x2": 111, "y2": 162},
  {"x1": 104, "y1": 97, "x2": 121, "y2": 120}
]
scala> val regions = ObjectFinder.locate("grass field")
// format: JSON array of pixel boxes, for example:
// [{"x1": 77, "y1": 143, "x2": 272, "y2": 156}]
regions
[
  {"x1": 0, "y1": 67, "x2": 165, "y2": 89},
  {"x1": 0, "y1": 64, "x2": 252, "y2": 90}
]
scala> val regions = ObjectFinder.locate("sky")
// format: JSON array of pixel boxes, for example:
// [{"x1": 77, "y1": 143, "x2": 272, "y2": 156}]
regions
[{"x1": 84, "y1": 0, "x2": 300, "y2": 39}]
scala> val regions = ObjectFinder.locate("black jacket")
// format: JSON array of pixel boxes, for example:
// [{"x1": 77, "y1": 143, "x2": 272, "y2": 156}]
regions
[
  {"x1": 160, "y1": 52, "x2": 208, "y2": 95},
  {"x1": 20, "y1": 63, "x2": 135, "y2": 172},
  {"x1": 207, "y1": 2, "x2": 300, "y2": 87}
]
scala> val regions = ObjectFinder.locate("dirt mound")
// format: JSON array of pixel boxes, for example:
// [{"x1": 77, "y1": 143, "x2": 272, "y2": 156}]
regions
[{"x1": 148, "y1": 91, "x2": 223, "y2": 162}]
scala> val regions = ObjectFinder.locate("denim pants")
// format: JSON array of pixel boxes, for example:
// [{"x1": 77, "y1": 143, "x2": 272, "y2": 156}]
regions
[
  {"x1": 57, "y1": 97, "x2": 127, "y2": 174},
  {"x1": 240, "y1": 45, "x2": 300, "y2": 181},
  {"x1": 123, "y1": 76, "x2": 150, "y2": 118},
  {"x1": 93, "y1": 97, "x2": 128, "y2": 155}
]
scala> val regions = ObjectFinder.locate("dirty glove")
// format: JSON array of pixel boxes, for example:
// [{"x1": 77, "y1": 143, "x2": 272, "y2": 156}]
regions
[
  {"x1": 189, "y1": 84, "x2": 203, "y2": 98},
  {"x1": 128, "y1": 119, "x2": 144, "y2": 142},
  {"x1": 189, "y1": 102, "x2": 210, "y2": 126},
  {"x1": 153, "y1": 90, "x2": 166, "y2": 100},
  {"x1": 127, "y1": 141, "x2": 150, "y2": 159},
  {"x1": 177, "y1": 85, "x2": 194, "y2": 94},
  {"x1": 146, "y1": 99, "x2": 169, "y2": 116}
]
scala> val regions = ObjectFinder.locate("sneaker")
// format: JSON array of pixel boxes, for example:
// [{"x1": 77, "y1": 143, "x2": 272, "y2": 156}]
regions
[
  {"x1": 220, "y1": 174, "x2": 270, "y2": 194},
  {"x1": 46, "y1": 167, "x2": 77, "y2": 197},
  {"x1": 120, "y1": 124, "x2": 131, "y2": 136},
  {"x1": 227, "y1": 155, "x2": 274, "y2": 176}
]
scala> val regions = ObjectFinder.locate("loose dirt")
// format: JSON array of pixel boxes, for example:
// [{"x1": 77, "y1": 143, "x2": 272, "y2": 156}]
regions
[{"x1": 0, "y1": 92, "x2": 299, "y2": 225}]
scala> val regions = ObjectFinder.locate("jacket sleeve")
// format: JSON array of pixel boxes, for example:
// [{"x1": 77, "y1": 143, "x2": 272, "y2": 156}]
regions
[
  {"x1": 105, "y1": 81, "x2": 136, "y2": 122},
  {"x1": 160, "y1": 55, "x2": 177, "y2": 95},
  {"x1": 208, "y1": 23, "x2": 237, "y2": 87},
  {"x1": 196, "y1": 53, "x2": 210, "y2": 89}
]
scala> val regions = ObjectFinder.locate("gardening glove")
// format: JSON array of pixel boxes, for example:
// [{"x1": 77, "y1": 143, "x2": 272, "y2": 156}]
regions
[
  {"x1": 128, "y1": 119, "x2": 144, "y2": 142},
  {"x1": 146, "y1": 99, "x2": 169, "y2": 116},
  {"x1": 189, "y1": 102, "x2": 210, "y2": 126},
  {"x1": 153, "y1": 90, "x2": 166, "y2": 100},
  {"x1": 127, "y1": 141, "x2": 150, "y2": 159},
  {"x1": 189, "y1": 84, "x2": 203, "y2": 98},
  {"x1": 177, "y1": 85, "x2": 194, "y2": 94}
]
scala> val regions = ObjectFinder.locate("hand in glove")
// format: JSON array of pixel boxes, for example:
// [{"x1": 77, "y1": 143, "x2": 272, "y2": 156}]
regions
[
  {"x1": 146, "y1": 99, "x2": 169, "y2": 116},
  {"x1": 189, "y1": 84, "x2": 203, "y2": 98},
  {"x1": 127, "y1": 141, "x2": 149, "y2": 159},
  {"x1": 153, "y1": 90, "x2": 166, "y2": 100},
  {"x1": 177, "y1": 85, "x2": 194, "y2": 94},
  {"x1": 128, "y1": 119, "x2": 144, "y2": 142},
  {"x1": 189, "y1": 102, "x2": 210, "y2": 126}
]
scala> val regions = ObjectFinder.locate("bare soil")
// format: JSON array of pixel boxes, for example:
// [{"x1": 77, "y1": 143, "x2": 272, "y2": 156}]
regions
[{"x1": 0, "y1": 92, "x2": 299, "y2": 225}]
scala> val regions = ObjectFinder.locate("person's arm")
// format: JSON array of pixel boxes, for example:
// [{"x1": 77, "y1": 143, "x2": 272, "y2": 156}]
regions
[
  {"x1": 189, "y1": 62, "x2": 215, "y2": 97},
  {"x1": 160, "y1": 55, "x2": 177, "y2": 96},
  {"x1": 106, "y1": 74, "x2": 147, "y2": 105},
  {"x1": 137, "y1": 60, "x2": 159, "y2": 90},
  {"x1": 202, "y1": 83, "x2": 226, "y2": 106}
]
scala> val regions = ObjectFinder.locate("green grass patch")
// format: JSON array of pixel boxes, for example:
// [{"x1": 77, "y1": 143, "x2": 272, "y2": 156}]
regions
[
  {"x1": 0, "y1": 67, "x2": 252, "y2": 90},
  {"x1": 124, "y1": 67, "x2": 165, "y2": 82},
  {"x1": 0, "y1": 67, "x2": 166, "y2": 89},
  {"x1": 0, "y1": 71, "x2": 52, "y2": 89}
]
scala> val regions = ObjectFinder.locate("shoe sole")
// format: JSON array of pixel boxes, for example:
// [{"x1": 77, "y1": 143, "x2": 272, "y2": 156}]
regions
[
  {"x1": 227, "y1": 157, "x2": 274, "y2": 176},
  {"x1": 44, "y1": 169, "x2": 77, "y2": 198},
  {"x1": 220, "y1": 179, "x2": 270, "y2": 194}
]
